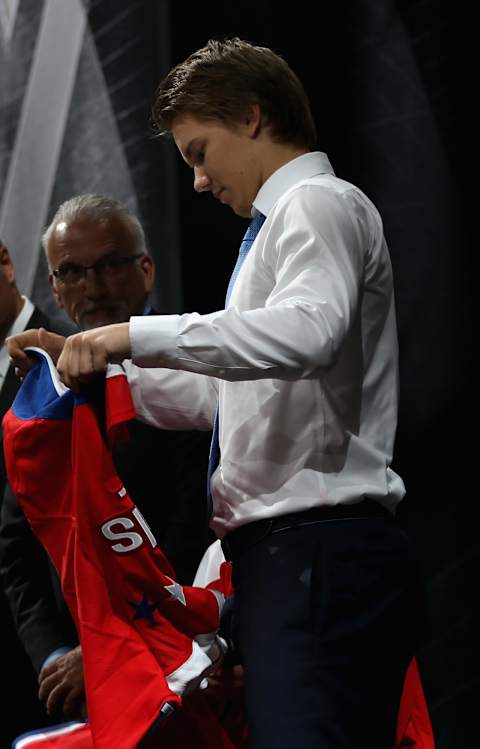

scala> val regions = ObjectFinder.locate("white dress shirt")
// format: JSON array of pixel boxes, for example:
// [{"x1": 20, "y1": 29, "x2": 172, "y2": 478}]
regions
[
  {"x1": 128, "y1": 152, "x2": 405, "y2": 537},
  {"x1": 0, "y1": 296, "x2": 34, "y2": 394}
]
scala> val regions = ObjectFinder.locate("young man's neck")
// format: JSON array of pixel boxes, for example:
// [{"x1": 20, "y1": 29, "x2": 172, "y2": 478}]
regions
[{"x1": 260, "y1": 143, "x2": 310, "y2": 185}]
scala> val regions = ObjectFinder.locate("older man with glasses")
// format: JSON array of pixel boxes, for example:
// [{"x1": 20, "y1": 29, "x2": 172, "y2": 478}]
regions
[
  {"x1": 0, "y1": 194, "x2": 213, "y2": 726},
  {"x1": 44, "y1": 196, "x2": 154, "y2": 331}
]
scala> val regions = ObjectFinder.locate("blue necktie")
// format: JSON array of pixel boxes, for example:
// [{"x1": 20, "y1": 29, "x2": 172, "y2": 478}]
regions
[{"x1": 207, "y1": 212, "x2": 266, "y2": 516}]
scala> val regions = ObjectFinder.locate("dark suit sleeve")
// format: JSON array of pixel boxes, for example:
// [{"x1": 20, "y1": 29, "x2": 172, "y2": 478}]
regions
[{"x1": 0, "y1": 484, "x2": 77, "y2": 673}]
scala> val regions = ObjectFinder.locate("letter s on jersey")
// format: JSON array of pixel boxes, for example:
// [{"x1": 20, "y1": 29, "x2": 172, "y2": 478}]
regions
[
  {"x1": 101, "y1": 517, "x2": 143, "y2": 553},
  {"x1": 101, "y1": 509, "x2": 157, "y2": 553}
]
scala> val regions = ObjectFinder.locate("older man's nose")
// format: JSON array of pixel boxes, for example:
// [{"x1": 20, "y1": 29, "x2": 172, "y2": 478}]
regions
[{"x1": 83, "y1": 267, "x2": 107, "y2": 296}]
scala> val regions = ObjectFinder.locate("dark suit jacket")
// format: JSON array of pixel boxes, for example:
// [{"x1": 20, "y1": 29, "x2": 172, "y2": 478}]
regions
[{"x1": 0, "y1": 314, "x2": 213, "y2": 673}]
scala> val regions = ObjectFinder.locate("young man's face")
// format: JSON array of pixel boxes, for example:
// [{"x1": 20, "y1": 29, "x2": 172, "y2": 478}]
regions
[
  {"x1": 172, "y1": 114, "x2": 263, "y2": 218},
  {"x1": 47, "y1": 216, "x2": 154, "y2": 331}
]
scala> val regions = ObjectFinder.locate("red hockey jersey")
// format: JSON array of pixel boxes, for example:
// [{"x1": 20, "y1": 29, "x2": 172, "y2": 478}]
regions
[{"x1": 3, "y1": 349, "x2": 232, "y2": 749}]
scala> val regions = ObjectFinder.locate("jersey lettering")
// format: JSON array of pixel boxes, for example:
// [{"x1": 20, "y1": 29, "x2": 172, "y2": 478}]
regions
[
  {"x1": 101, "y1": 508, "x2": 158, "y2": 553},
  {"x1": 101, "y1": 517, "x2": 142, "y2": 553},
  {"x1": 132, "y1": 507, "x2": 157, "y2": 549}
]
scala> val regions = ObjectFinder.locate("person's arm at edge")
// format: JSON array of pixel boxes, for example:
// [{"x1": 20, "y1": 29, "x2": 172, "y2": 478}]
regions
[{"x1": 0, "y1": 485, "x2": 77, "y2": 673}]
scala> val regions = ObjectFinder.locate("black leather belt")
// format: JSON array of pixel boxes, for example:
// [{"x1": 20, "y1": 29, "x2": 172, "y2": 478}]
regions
[{"x1": 221, "y1": 499, "x2": 393, "y2": 562}]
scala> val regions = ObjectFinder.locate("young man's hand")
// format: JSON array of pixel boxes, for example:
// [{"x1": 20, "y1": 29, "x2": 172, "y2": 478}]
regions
[{"x1": 56, "y1": 322, "x2": 131, "y2": 391}]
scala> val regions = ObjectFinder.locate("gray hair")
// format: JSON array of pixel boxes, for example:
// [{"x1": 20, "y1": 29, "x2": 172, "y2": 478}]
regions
[{"x1": 41, "y1": 194, "x2": 147, "y2": 266}]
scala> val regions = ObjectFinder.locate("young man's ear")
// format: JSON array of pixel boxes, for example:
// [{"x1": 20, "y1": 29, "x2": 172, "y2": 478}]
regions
[{"x1": 245, "y1": 103, "x2": 262, "y2": 138}]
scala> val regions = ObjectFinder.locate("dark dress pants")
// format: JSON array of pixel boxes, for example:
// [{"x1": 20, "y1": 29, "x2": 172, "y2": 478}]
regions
[{"x1": 231, "y1": 515, "x2": 422, "y2": 749}]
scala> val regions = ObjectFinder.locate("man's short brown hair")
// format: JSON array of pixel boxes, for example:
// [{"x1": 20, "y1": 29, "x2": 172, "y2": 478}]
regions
[{"x1": 153, "y1": 37, "x2": 317, "y2": 150}]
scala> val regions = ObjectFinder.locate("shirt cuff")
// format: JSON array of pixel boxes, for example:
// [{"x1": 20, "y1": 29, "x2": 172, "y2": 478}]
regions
[
  {"x1": 41, "y1": 646, "x2": 72, "y2": 671},
  {"x1": 130, "y1": 314, "x2": 180, "y2": 367}
]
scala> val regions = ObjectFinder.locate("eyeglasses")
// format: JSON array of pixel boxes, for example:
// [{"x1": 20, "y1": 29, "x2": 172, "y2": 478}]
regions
[{"x1": 52, "y1": 253, "x2": 144, "y2": 285}]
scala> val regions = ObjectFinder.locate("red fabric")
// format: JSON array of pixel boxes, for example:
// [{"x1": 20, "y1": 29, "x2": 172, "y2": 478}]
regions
[
  {"x1": 395, "y1": 658, "x2": 435, "y2": 749},
  {"x1": 3, "y1": 355, "x2": 232, "y2": 748}
]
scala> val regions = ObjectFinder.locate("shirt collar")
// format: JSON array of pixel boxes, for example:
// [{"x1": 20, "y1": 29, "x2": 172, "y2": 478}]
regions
[
  {"x1": 8, "y1": 295, "x2": 34, "y2": 339},
  {"x1": 252, "y1": 151, "x2": 335, "y2": 218}
]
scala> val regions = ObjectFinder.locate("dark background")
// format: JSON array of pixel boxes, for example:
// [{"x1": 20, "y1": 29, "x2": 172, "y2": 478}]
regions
[{"x1": 0, "y1": 1, "x2": 475, "y2": 746}]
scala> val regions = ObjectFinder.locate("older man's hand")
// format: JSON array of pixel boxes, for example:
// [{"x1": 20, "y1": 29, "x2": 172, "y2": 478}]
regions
[
  {"x1": 38, "y1": 645, "x2": 86, "y2": 721},
  {"x1": 6, "y1": 328, "x2": 66, "y2": 378},
  {"x1": 56, "y1": 322, "x2": 131, "y2": 391}
]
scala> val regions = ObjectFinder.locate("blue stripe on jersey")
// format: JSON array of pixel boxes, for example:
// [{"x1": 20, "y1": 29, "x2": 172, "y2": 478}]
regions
[
  {"x1": 12, "y1": 348, "x2": 87, "y2": 421},
  {"x1": 13, "y1": 721, "x2": 87, "y2": 748}
]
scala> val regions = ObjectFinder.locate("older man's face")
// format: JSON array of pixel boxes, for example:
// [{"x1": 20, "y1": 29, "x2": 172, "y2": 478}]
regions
[{"x1": 47, "y1": 216, "x2": 154, "y2": 330}]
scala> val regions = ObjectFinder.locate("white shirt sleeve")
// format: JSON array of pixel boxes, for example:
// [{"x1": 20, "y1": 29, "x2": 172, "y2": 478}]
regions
[
  {"x1": 124, "y1": 359, "x2": 217, "y2": 431},
  {"x1": 130, "y1": 185, "x2": 369, "y2": 382}
]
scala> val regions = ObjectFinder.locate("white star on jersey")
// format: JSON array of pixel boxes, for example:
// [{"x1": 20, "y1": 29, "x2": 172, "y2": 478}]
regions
[{"x1": 164, "y1": 577, "x2": 187, "y2": 606}]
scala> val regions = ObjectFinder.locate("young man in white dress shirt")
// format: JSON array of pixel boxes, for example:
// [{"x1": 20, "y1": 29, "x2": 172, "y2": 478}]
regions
[{"x1": 8, "y1": 38, "x2": 421, "y2": 749}]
